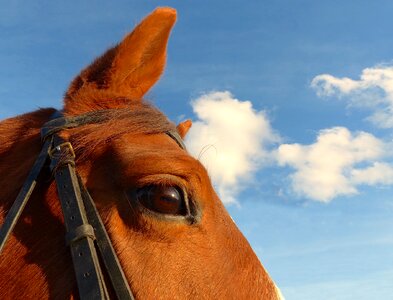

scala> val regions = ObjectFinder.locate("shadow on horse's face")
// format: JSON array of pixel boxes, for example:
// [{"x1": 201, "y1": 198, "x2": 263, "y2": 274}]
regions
[{"x1": 0, "y1": 7, "x2": 282, "y2": 299}]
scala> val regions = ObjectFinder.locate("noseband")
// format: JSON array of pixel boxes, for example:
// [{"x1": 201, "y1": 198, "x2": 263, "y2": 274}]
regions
[{"x1": 0, "y1": 109, "x2": 186, "y2": 299}]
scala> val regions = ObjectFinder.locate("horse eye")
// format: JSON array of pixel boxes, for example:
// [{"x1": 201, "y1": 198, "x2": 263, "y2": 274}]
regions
[{"x1": 136, "y1": 185, "x2": 186, "y2": 215}]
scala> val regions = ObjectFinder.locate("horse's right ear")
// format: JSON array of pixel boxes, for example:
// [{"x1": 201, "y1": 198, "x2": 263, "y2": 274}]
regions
[
  {"x1": 177, "y1": 120, "x2": 192, "y2": 138},
  {"x1": 64, "y1": 7, "x2": 176, "y2": 115}
]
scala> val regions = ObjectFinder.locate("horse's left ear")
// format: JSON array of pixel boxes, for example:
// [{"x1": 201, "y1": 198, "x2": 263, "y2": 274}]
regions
[
  {"x1": 64, "y1": 7, "x2": 177, "y2": 115},
  {"x1": 177, "y1": 119, "x2": 192, "y2": 138}
]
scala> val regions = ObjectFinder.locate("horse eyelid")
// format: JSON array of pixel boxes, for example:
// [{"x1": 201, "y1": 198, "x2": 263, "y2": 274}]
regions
[{"x1": 124, "y1": 185, "x2": 194, "y2": 219}]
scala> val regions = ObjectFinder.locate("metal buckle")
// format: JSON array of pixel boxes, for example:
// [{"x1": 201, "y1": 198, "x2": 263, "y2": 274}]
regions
[{"x1": 48, "y1": 142, "x2": 76, "y2": 159}]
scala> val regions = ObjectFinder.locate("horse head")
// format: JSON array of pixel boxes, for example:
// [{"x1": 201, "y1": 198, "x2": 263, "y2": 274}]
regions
[{"x1": 0, "y1": 7, "x2": 283, "y2": 299}]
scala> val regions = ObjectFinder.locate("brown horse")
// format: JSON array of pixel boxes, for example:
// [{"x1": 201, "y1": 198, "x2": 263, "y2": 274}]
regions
[{"x1": 0, "y1": 7, "x2": 283, "y2": 299}]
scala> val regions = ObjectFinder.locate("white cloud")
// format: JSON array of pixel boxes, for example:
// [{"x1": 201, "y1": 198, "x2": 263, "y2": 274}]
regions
[
  {"x1": 351, "y1": 162, "x2": 393, "y2": 185},
  {"x1": 311, "y1": 65, "x2": 393, "y2": 128},
  {"x1": 277, "y1": 127, "x2": 393, "y2": 202},
  {"x1": 185, "y1": 91, "x2": 279, "y2": 204}
]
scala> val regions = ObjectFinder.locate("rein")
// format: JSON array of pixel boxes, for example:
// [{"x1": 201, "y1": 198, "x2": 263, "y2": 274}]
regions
[{"x1": 0, "y1": 109, "x2": 185, "y2": 299}]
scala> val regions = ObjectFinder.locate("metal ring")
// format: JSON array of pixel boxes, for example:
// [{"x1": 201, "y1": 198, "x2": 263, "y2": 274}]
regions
[{"x1": 48, "y1": 142, "x2": 76, "y2": 159}]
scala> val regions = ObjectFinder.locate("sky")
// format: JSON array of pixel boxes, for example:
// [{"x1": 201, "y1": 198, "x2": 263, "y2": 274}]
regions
[{"x1": 1, "y1": 1, "x2": 393, "y2": 299}]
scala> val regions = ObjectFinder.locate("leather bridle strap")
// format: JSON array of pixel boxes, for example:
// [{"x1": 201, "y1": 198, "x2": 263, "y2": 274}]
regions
[
  {"x1": 50, "y1": 134, "x2": 111, "y2": 300},
  {"x1": 77, "y1": 175, "x2": 134, "y2": 300},
  {"x1": 0, "y1": 138, "x2": 52, "y2": 253},
  {"x1": 48, "y1": 122, "x2": 134, "y2": 299},
  {"x1": 40, "y1": 109, "x2": 111, "y2": 141}
]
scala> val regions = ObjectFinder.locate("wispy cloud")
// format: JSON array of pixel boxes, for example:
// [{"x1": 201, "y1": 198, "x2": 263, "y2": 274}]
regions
[
  {"x1": 311, "y1": 65, "x2": 393, "y2": 128},
  {"x1": 277, "y1": 127, "x2": 393, "y2": 202},
  {"x1": 185, "y1": 91, "x2": 279, "y2": 204}
]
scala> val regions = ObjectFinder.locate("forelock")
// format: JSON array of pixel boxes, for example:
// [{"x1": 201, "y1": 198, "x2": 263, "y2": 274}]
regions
[{"x1": 65, "y1": 100, "x2": 177, "y2": 161}]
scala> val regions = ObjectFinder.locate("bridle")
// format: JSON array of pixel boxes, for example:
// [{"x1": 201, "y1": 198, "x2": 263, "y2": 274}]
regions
[{"x1": 0, "y1": 109, "x2": 186, "y2": 299}]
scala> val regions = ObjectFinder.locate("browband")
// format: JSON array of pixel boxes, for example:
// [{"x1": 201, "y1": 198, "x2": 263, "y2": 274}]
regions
[
  {"x1": 41, "y1": 109, "x2": 186, "y2": 150},
  {"x1": 41, "y1": 109, "x2": 113, "y2": 141}
]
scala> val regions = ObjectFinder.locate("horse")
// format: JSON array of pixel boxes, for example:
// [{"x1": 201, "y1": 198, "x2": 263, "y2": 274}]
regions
[{"x1": 0, "y1": 7, "x2": 283, "y2": 299}]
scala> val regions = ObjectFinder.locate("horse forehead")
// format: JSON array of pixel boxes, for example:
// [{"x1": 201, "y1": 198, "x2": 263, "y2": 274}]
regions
[{"x1": 111, "y1": 132, "x2": 209, "y2": 184}]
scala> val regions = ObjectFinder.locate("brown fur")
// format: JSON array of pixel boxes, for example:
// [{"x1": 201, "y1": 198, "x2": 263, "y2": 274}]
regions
[
  {"x1": 176, "y1": 119, "x2": 193, "y2": 138},
  {"x1": 0, "y1": 7, "x2": 280, "y2": 299}
]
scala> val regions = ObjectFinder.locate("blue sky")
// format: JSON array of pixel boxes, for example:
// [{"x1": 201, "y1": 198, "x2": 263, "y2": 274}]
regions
[{"x1": 1, "y1": 1, "x2": 393, "y2": 299}]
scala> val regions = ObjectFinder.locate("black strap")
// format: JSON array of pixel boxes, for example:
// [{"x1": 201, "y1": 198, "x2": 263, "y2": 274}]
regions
[
  {"x1": 78, "y1": 176, "x2": 134, "y2": 300},
  {"x1": 41, "y1": 110, "x2": 114, "y2": 141},
  {"x1": 166, "y1": 130, "x2": 186, "y2": 150},
  {"x1": 0, "y1": 138, "x2": 52, "y2": 253},
  {"x1": 51, "y1": 134, "x2": 109, "y2": 300},
  {"x1": 41, "y1": 110, "x2": 187, "y2": 151}
]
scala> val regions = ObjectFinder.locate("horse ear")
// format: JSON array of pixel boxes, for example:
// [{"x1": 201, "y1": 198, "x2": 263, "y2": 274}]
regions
[
  {"x1": 176, "y1": 120, "x2": 192, "y2": 138},
  {"x1": 64, "y1": 7, "x2": 176, "y2": 115}
]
